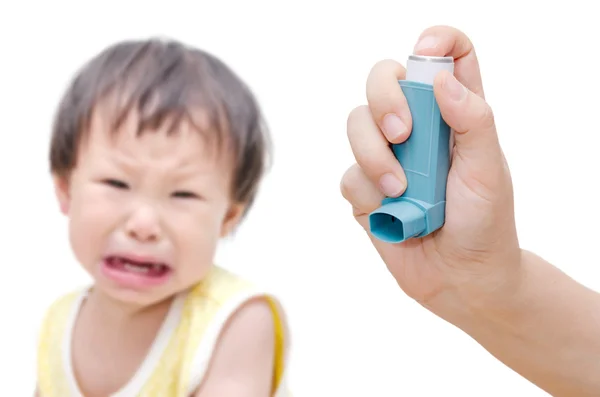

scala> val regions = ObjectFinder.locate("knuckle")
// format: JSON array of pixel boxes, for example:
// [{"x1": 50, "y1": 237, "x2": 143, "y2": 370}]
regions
[
  {"x1": 369, "y1": 59, "x2": 396, "y2": 77},
  {"x1": 418, "y1": 25, "x2": 476, "y2": 61},
  {"x1": 478, "y1": 101, "x2": 495, "y2": 130},
  {"x1": 340, "y1": 163, "x2": 368, "y2": 205},
  {"x1": 340, "y1": 178, "x2": 351, "y2": 202},
  {"x1": 369, "y1": 84, "x2": 399, "y2": 110},
  {"x1": 353, "y1": 139, "x2": 396, "y2": 181},
  {"x1": 339, "y1": 165, "x2": 358, "y2": 202},
  {"x1": 420, "y1": 24, "x2": 462, "y2": 39},
  {"x1": 366, "y1": 61, "x2": 405, "y2": 105},
  {"x1": 346, "y1": 105, "x2": 369, "y2": 134}
]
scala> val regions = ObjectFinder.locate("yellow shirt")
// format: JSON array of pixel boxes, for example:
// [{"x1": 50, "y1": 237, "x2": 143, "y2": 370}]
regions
[{"x1": 36, "y1": 266, "x2": 291, "y2": 396}]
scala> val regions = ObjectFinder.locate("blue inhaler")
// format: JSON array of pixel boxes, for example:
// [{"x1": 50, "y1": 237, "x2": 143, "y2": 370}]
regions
[{"x1": 368, "y1": 55, "x2": 454, "y2": 244}]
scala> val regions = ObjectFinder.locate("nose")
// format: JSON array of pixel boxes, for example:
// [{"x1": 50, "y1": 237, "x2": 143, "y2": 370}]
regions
[{"x1": 124, "y1": 205, "x2": 162, "y2": 243}]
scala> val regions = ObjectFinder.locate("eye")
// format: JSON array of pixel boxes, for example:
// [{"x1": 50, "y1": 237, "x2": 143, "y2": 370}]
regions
[
  {"x1": 173, "y1": 190, "x2": 202, "y2": 200},
  {"x1": 102, "y1": 179, "x2": 129, "y2": 189},
  {"x1": 172, "y1": 190, "x2": 201, "y2": 199}
]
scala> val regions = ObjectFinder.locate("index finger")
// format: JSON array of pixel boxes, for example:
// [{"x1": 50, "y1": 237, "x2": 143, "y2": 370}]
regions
[
  {"x1": 413, "y1": 25, "x2": 485, "y2": 98},
  {"x1": 364, "y1": 26, "x2": 484, "y2": 147},
  {"x1": 365, "y1": 59, "x2": 412, "y2": 145}
]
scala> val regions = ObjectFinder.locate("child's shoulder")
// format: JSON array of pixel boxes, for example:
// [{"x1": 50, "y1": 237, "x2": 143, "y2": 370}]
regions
[
  {"x1": 37, "y1": 286, "x2": 87, "y2": 354},
  {"x1": 180, "y1": 265, "x2": 291, "y2": 395},
  {"x1": 36, "y1": 287, "x2": 89, "y2": 395},
  {"x1": 183, "y1": 264, "x2": 287, "y2": 325},
  {"x1": 188, "y1": 265, "x2": 259, "y2": 303},
  {"x1": 39, "y1": 286, "x2": 87, "y2": 327}
]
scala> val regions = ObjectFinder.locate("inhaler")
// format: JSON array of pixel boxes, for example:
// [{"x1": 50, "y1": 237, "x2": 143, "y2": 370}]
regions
[{"x1": 368, "y1": 55, "x2": 454, "y2": 244}]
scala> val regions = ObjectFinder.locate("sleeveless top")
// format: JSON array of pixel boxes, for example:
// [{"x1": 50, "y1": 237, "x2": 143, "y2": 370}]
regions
[{"x1": 36, "y1": 266, "x2": 291, "y2": 396}]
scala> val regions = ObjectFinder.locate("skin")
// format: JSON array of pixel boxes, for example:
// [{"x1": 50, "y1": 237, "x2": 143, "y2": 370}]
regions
[
  {"x1": 194, "y1": 298, "x2": 275, "y2": 397},
  {"x1": 341, "y1": 25, "x2": 600, "y2": 396},
  {"x1": 46, "y1": 106, "x2": 275, "y2": 397}
]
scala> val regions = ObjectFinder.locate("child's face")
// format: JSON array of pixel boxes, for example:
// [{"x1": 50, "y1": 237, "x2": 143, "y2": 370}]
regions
[{"x1": 53, "y1": 109, "x2": 244, "y2": 307}]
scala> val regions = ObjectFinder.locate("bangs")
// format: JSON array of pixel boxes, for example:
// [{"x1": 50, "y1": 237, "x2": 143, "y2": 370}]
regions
[
  {"x1": 92, "y1": 83, "x2": 230, "y2": 153},
  {"x1": 81, "y1": 41, "x2": 231, "y2": 151}
]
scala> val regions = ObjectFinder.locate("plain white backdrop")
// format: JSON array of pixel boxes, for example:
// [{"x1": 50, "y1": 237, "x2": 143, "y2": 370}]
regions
[{"x1": 1, "y1": 0, "x2": 599, "y2": 395}]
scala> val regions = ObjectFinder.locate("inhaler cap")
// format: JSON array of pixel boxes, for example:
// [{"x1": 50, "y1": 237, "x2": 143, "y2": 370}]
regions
[{"x1": 405, "y1": 55, "x2": 454, "y2": 85}]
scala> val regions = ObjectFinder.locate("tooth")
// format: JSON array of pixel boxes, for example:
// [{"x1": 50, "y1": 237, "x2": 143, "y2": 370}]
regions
[{"x1": 124, "y1": 262, "x2": 149, "y2": 273}]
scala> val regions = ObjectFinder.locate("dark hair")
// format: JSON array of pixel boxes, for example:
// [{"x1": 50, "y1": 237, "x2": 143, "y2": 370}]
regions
[{"x1": 49, "y1": 38, "x2": 271, "y2": 211}]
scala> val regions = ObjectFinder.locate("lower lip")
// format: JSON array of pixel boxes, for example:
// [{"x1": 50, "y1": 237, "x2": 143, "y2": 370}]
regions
[{"x1": 100, "y1": 259, "x2": 172, "y2": 289}]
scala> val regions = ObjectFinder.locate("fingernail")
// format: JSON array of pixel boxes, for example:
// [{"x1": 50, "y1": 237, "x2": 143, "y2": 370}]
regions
[
  {"x1": 444, "y1": 74, "x2": 467, "y2": 102},
  {"x1": 382, "y1": 114, "x2": 407, "y2": 141},
  {"x1": 379, "y1": 173, "x2": 405, "y2": 197},
  {"x1": 414, "y1": 36, "x2": 439, "y2": 53}
]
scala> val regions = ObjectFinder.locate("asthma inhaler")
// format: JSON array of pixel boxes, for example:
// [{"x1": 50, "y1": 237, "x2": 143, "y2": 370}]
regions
[{"x1": 368, "y1": 55, "x2": 454, "y2": 244}]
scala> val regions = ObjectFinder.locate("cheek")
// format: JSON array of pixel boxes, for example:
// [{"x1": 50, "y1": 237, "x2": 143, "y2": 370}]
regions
[
  {"x1": 68, "y1": 186, "x2": 121, "y2": 264},
  {"x1": 173, "y1": 204, "x2": 226, "y2": 269}
]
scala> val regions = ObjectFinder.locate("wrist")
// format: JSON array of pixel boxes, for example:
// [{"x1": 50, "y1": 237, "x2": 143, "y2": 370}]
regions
[{"x1": 423, "y1": 248, "x2": 527, "y2": 330}]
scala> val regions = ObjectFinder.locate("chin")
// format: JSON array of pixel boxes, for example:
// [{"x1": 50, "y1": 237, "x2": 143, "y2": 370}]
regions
[{"x1": 98, "y1": 281, "x2": 167, "y2": 306}]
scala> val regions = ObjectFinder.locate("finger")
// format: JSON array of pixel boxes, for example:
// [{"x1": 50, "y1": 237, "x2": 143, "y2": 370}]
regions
[
  {"x1": 347, "y1": 105, "x2": 407, "y2": 198},
  {"x1": 413, "y1": 25, "x2": 485, "y2": 99},
  {"x1": 365, "y1": 59, "x2": 412, "y2": 145},
  {"x1": 340, "y1": 163, "x2": 385, "y2": 229},
  {"x1": 433, "y1": 70, "x2": 503, "y2": 189}
]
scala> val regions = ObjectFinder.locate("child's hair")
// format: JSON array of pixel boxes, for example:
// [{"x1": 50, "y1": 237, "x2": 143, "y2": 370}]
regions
[{"x1": 49, "y1": 38, "x2": 271, "y2": 212}]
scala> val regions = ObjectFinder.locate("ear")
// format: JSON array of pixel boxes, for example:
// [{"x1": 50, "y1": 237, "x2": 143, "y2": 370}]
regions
[
  {"x1": 52, "y1": 174, "x2": 71, "y2": 215},
  {"x1": 220, "y1": 202, "x2": 246, "y2": 238}
]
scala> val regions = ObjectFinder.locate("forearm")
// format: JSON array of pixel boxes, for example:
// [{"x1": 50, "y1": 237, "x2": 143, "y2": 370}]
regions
[{"x1": 450, "y1": 250, "x2": 600, "y2": 396}]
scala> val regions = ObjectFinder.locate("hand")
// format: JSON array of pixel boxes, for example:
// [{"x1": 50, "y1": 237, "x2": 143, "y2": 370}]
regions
[{"x1": 341, "y1": 25, "x2": 522, "y2": 317}]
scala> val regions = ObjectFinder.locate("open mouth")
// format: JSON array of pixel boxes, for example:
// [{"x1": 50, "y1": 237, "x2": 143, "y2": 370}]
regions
[{"x1": 104, "y1": 256, "x2": 171, "y2": 278}]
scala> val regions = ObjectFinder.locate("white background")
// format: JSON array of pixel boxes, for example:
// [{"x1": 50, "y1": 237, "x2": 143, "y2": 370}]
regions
[{"x1": 1, "y1": 1, "x2": 599, "y2": 396}]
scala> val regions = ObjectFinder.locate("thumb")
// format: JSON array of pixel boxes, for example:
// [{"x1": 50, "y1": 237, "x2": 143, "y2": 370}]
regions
[{"x1": 433, "y1": 70, "x2": 502, "y2": 167}]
